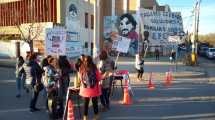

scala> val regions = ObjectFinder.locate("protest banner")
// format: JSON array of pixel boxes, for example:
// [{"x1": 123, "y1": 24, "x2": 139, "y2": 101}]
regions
[
  {"x1": 45, "y1": 28, "x2": 66, "y2": 56},
  {"x1": 139, "y1": 8, "x2": 184, "y2": 46}
]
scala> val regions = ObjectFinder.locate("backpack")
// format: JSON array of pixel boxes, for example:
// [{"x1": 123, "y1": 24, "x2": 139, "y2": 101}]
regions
[{"x1": 81, "y1": 69, "x2": 97, "y2": 88}]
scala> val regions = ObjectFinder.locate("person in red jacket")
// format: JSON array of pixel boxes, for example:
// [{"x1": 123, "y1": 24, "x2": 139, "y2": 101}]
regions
[{"x1": 79, "y1": 55, "x2": 102, "y2": 120}]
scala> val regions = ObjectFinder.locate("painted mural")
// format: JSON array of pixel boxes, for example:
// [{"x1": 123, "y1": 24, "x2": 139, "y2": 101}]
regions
[
  {"x1": 104, "y1": 10, "x2": 184, "y2": 56},
  {"x1": 104, "y1": 13, "x2": 141, "y2": 56}
]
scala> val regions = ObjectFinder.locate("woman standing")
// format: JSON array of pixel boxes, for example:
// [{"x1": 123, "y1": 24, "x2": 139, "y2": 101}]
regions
[
  {"x1": 98, "y1": 50, "x2": 115, "y2": 111},
  {"x1": 79, "y1": 56, "x2": 102, "y2": 120},
  {"x1": 15, "y1": 56, "x2": 25, "y2": 98},
  {"x1": 23, "y1": 53, "x2": 44, "y2": 112},
  {"x1": 58, "y1": 56, "x2": 71, "y2": 98}
]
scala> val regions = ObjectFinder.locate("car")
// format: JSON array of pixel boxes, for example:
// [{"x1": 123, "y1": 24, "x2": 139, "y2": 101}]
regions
[
  {"x1": 198, "y1": 47, "x2": 208, "y2": 57},
  {"x1": 206, "y1": 48, "x2": 215, "y2": 59}
]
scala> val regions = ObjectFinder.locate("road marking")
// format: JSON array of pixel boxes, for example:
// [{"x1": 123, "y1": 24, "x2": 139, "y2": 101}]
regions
[
  {"x1": 162, "y1": 113, "x2": 215, "y2": 119},
  {"x1": 0, "y1": 108, "x2": 29, "y2": 113},
  {"x1": 138, "y1": 96, "x2": 215, "y2": 102},
  {"x1": 0, "y1": 80, "x2": 15, "y2": 83}
]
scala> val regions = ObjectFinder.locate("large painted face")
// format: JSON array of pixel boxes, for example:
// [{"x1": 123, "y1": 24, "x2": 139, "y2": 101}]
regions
[
  {"x1": 119, "y1": 17, "x2": 133, "y2": 36},
  {"x1": 69, "y1": 4, "x2": 77, "y2": 18}
]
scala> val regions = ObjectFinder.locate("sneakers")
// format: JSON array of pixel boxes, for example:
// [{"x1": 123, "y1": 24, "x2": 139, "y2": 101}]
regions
[{"x1": 30, "y1": 107, "x2": 40, "y2": 112}]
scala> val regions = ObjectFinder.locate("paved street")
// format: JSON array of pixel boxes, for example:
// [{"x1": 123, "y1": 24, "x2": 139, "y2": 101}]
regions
[{"x1": 0, "y1": 57, "x2": 215, "y2": 120}]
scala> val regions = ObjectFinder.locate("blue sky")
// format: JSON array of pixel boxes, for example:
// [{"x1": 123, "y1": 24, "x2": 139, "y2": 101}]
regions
[{"x1": 157, "y1": 0, "x2": 215, "y2": 35}]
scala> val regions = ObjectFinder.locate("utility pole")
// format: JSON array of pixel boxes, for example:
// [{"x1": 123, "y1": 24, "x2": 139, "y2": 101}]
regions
[
  {"x1": 196, "y1": 0, "x2": 201, "y2": 51},
  {"x1": 93, "y1": 0, "x2": 100, "y2": 59},
  {"x1": 191, "y1": 0, "x2": 201, "y2": 65}
]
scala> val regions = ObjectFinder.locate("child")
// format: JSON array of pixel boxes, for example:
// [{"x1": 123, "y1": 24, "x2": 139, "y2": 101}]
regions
[{"x1": 135, "y1": 54, "x2": 144, "y2": 81}]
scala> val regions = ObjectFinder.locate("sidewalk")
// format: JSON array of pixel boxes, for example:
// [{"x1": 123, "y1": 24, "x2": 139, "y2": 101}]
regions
[
  {"x1": 0, "y1": 56, "x2": 207, "y2": 83},
  {"x1": 116, "y1": 56, "x2": 206, "y2": 77}
]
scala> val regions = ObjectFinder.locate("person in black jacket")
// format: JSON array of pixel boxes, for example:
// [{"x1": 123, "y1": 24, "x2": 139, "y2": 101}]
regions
[
  {"x1": 58, "y1": 56, "x2": 72, "y2": 98},
  {"x1": 23, "y1": 53, "x2": 44, "y2": 112}
]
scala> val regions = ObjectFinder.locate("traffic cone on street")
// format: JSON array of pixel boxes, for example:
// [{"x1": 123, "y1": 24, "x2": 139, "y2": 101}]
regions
[
  {"x1": 147, "y1": 72, "x2": 155, "y2": 90},
  {"x1": 169, "y1": 68, "x2": 173, "y2": 81},
  {"x1": 67, "y1": 99, "x2": 75, "y2": 120},
  {"x1": 122, "y1": 86, "x2": 132, "y2": 105},
  {"x1": 165, "y1": 72, "x2": 171, "y2": 87}
]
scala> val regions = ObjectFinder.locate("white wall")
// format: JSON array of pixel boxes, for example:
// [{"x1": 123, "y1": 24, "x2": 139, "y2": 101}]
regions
[{"x1": 0, "y1": 41, "x2": 30, "y2": 58}]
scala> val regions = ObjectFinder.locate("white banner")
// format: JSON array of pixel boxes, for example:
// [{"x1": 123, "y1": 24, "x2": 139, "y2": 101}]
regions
[
  {"x1": 116, "y1": 36, "x2": 131, "y2": 53},
  {"x1": 66, "y1": 41, "x2": 82, "y2": 58},
  {"x1": 45, "y1": 28, "x2": 66, "y2": 56},
  {"x1": 139, "y1": 8, "x2": 184, "y2": 46}
]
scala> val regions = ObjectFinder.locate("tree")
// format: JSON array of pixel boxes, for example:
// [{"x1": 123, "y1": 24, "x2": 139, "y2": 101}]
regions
[
  {"x1": 13, "y1": 0, "x2": 43, "y2": 53},
  {"x1": 199, "y1": 33, "x2": 215, "y2": 46},
  {"x1": 0, "y1": 0, "x2": 48, "y2": 58}
]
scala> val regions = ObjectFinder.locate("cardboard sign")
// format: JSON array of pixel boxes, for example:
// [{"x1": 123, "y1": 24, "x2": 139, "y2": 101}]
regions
[
  {"x1": 45, "y1": 28, "x2": 66, "y2": 56},
  {"x1": 116, "y1": 36, "x2": 131, "y2": 53}
]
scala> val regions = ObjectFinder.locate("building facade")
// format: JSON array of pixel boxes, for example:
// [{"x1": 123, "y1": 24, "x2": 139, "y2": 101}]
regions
[
  {"x1": 0, "y1": 0, "x2": 171, "y2": 57},
  {"x1": 0, "y1": 0, "x2": 95, "y2": 57}
]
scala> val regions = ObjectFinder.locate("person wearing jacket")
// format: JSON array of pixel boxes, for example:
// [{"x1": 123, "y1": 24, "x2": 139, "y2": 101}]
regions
[
  {"x1": 15, "y1": 56, "x2": 25, "y2": 98},
  {"x1": 23, "y1": 53, "x2": 44, "y2": 112},
  {"x1": 98, "y1": 50, "x2": 115, "y2": 111},
  {"x1": 79, "y1": 55, "x2": 102, "y2": 120},
  {"x1": 58, "y1": 56, "x2": 71, "y2": 98}
]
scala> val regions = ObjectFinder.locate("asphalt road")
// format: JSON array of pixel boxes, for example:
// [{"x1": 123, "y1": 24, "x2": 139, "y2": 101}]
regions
[{"x1": 0, "y1": 57, "x2": 215, "y2": 120}]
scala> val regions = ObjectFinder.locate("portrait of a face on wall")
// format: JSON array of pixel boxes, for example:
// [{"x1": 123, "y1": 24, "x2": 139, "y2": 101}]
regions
[
  {"x1": 118, "y1": 13, "x2": 137, "y2": 37},
  {"x1": 68, "y1": 4, "x2": 78, "y2": 18}
]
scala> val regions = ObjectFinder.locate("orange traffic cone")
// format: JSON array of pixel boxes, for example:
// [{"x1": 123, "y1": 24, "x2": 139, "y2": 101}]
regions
[
  {"x1": 147, "y1": 72, "x2": 155, "y2": 90},
  {"x1": 67, "y1": 99, "x2": 75, "y2": 120},
  {"x1": 165, "y1": 72, "x2": 171, "y2": 87},
  {"x1": 122, "y1": 87, "x2": 132, "y2": 105},
  {"x1": 169, "y1": 69, "x2": 173, "y2": 81}
]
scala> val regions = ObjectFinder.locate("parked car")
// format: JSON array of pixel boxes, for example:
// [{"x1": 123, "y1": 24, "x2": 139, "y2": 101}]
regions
[
  {"x1": 198, "y1": 47, "x2": 208, "y2": 57},
  {"x1": 206, "y1": 48, "x2": 215, "y2": 59}
]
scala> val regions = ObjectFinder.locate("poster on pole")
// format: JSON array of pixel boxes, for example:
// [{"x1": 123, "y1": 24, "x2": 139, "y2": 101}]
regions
[
  {"x1": 45, "y1": 28, "x2": 66, "y2": 56},
  {"x1": 66, "y1": 41, "x2": 82, "y2": 58},
  {"x1": 116, "y1": 36, "x2": 131, "y2": 53},
  {"x1": 66, "y1": 32, "x2": 82, "y2": 57}
]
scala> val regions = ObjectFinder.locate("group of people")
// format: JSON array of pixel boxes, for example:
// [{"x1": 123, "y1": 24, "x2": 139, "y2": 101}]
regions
[
  {"x1": 15, "y1": 53, "x2": 72, "y2": 112},
  {"x1": 15, "y1": 50, "x2": 116, "y2": 120}
]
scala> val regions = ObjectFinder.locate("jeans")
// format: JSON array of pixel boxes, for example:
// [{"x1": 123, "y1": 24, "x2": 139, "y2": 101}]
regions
[
  {"x1": 137, "y1": 68, "x2": 144, "y2": 79},
  {"x1": 60, "y1": 75, "x2": 70, "y2": 98},
  {"x1": 83, "y1": 97, "x2": 98, "y2": 116},
  {"x1": 100, "y1": 88, "x2": 110, "y2": 108},
  {"x1": 16, "y1": 77, "x2": 21, "y2": 95},
  {"x1": 16, "y1": 76, "x2": 25, "y2": 95},
  {"x1": 30, "y1": 86, "x2": 40, "y2": 109}
]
